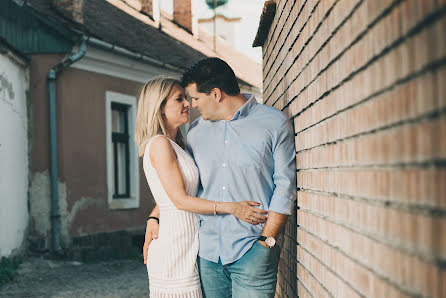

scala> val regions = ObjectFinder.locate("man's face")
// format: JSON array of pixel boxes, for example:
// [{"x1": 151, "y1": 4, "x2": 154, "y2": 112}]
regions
[{"x1": 186, "y1": 83, "x2": 219, "y2": 121}]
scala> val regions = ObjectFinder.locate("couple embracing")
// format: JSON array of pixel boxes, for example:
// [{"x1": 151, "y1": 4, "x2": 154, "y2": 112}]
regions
[{"x1": 135, "y1": 57, "x2": 296, "y2": 298}]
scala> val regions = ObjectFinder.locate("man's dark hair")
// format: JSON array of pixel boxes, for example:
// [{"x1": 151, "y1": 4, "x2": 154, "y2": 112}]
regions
[{"x1": 181, "y1": 57, "x2": 240, "y2": 96}]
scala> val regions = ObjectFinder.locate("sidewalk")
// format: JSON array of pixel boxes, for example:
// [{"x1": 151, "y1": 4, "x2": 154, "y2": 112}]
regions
[{"x1": 0, "y1": 257, "x2": 149, "y2": 297}]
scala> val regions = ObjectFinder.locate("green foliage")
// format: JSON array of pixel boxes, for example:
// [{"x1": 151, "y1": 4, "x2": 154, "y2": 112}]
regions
[{"x1": 0, "y1": 256, "x2": 21, "y2": 286}]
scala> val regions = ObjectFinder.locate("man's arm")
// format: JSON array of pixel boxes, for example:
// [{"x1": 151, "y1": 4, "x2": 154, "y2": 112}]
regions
[
  {"x1": 259, "y1": 117, "x2": 296, "y2": 246},
  {"x1": 143, "y1": 204, "x2": 159, "y2": 264},
  {"x1": 258, "y1": 212, "x2": 288, "y2": 247}
]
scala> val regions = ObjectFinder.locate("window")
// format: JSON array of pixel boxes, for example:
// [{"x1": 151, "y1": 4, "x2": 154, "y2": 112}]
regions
[
  {"x1": 106, "y1": 91, "x2": 139, "y2": 209},
  {"x1": 111, "y1": 102, "x2": 130, "y2": 198}
]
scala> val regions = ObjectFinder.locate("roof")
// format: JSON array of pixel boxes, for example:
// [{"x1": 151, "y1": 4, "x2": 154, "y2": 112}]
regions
[
  {"x1": 0, "y1": 37, "x2": 30, "y2": 66},
  {"x1": 253, "y1": 0, "x2": 276, "y2": 47},
  {"x1": 25, "y1": 0, "x2": 205, "y2": 68},
  {"x1": 24, "y1": 0, "x2": 262, "y2": 88}
]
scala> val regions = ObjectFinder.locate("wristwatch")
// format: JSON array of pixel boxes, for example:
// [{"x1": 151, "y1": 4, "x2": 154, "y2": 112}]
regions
[{"x1": 258, "y1": 236, "x2": 276, "y2": 248}]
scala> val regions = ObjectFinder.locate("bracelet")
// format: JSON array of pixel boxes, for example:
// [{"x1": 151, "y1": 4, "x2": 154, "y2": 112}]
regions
[
  {"x1": 147, "y1": 216, "x2": 159, "y2": 224},
  {"x1": 213, "y1": 201, "x2": 217, "y2": 216}
]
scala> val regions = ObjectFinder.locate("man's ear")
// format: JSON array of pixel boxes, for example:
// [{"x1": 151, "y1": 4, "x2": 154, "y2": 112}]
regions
[{"x1": 211, "y1": 88, "x2": 223, "y2": 102}]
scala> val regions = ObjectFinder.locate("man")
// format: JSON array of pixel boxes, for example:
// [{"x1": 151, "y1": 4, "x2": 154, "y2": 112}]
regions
[{"x1": 145, "y1": 57, "x2": 296, "y2": 297}]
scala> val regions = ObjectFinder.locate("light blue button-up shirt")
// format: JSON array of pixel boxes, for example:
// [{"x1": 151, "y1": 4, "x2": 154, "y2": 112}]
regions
[{"x1": 186, "y1": 94, "x2": 296, "y2": 265}]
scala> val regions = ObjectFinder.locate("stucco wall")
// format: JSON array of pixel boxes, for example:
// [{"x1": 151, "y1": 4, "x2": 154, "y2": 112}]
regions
[
  {"x1": 0, "y1": 49, "x2": 29, "y2": 257},
  {"x1": 261, "y1": 1, "x2": 446, "y2": 297},
  {"x1": 28, "y1": 54, "x2": 156, "y2": 250}
]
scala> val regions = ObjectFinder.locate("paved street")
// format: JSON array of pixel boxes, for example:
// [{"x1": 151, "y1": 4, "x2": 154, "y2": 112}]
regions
[{"x1": 0, "y1": 257, "x2": 149, "y2": 297}]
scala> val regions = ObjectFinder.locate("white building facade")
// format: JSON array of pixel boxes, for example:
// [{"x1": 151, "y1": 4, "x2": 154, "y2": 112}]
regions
[{"x1": 0, "y1": 43, "x2": 30, "y2": 257}]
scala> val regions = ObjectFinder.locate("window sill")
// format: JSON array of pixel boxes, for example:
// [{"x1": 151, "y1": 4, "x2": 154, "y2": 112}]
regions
[{"x1": 108, "y1": 197, "x2": 139, "y2": 210}]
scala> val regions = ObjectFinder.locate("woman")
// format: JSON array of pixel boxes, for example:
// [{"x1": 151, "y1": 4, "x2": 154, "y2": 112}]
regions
[{"x1": 134, "y1": 76, "x2": 267, "y2": 297}]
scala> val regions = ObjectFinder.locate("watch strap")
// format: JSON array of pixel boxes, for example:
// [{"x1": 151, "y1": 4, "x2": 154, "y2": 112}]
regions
[{"x1": 147, "y1": 216, "x2": 159, "y2": 224}]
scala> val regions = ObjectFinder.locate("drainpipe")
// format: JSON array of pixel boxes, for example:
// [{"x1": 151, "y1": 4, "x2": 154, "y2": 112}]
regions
[
  {"x1": 85, "y1": 36, "x2": 184, "y2": 72},
  {"x1": 47, "y1": 37, "x2": 87, "y2": 254}
]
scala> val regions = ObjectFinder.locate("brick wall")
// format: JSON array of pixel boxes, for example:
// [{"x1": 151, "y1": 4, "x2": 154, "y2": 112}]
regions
[{"x1": 260, "y1": 0, "x2": 446, "y2": 297}]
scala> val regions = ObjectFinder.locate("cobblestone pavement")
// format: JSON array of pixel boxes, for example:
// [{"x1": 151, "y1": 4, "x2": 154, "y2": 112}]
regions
[{"x1": 0, "y1": 257, "x2": 149, "y2": 297}]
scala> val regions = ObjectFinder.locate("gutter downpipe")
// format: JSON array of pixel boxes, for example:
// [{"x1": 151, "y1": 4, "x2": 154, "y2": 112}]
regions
[
  {"x1": 47, "y1": 37, "x2": 87, "y2": 254},
  {"x1": 85, "y1": 36, "x2": 184, "y2": 72}
]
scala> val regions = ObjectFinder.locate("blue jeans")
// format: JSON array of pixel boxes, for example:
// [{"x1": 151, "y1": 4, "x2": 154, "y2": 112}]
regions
[{"x1": 198, "y1": 241, "x2": 281, "y2": 298}]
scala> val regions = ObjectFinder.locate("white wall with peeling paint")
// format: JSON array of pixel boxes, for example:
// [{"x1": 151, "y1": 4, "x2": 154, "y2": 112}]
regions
[
  {"x1": 29, "y1": 171, "x2": 69, "y2": 247},
  {"x1": 0, "y1": 49, "x2": 29, "y2": 257}
]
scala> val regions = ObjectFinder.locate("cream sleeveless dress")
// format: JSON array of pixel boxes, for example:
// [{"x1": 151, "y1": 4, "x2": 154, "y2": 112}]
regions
[{"x1": 143, "y1": 135, "x2": 202, "y2": 298}]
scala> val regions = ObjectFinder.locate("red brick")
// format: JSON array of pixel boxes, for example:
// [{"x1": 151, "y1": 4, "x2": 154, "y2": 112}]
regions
[
  {"x1": 265, "y1": 0, "x2": 364, "y2": 105},
  {"x1": 434, "y1": 217, "x2": 446, "y2": 260},
  {"x1": 297, "y1": 211, "x2": 441, "y2": 297},
  {"x1": 441, "y1": 270, "x2": 446, "y2": 298},
  {"x1": 298, "y1": 191, "x2": 444, "y2": 259},
  {"x1": 263, "y1": 0, "x2": 446, "y2": 297},
  {"x1": 297, "y1": 168, "x2": 446, "y2": 208},
  {"x1": 297, "y1": 245, "x2": 362, "y2": 298},
  {"x1": 296, "y1": 116, "x2": 445, "y2": 169},
  {"x1": 263, "y1": 0, "x2": 301, "y2": 77},
  {"x1": 294, "y1": 68, "x2": 442, "y2": 152},
  {"x1": 296, "y1": 279, "x2": 312, "y2": 298},
  {"x1": 298, "y1": 227, "x2": 410, "y2": 297},
  {"x1": 296, "y1": 262, "x2": 331, "y2": 298},
  {"x1": 264, "y1": 0, "x2": 337, "y2": 95},
  {"x1": 286, "y1": 2, "x2": 445, "y2": 120}
]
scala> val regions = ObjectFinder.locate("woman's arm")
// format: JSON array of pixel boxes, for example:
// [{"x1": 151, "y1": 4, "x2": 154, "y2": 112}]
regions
[
  {"x1": 143, "y1": 204, "x2": 159, "y2": 264},
  {"x1": 149, "y1": 204, "x2": 160, "y2": 218},
  {"x1": 150, "y1": 136, "x2": 267, "y2": 223}
]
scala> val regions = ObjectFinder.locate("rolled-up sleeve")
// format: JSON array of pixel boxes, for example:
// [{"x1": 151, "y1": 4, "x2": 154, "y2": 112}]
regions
[{"x1": 268, "y1": 118, "x2": 297, "y2": 215}]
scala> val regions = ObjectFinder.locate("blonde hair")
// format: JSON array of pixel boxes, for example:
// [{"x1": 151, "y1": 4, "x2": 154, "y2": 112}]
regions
[{"x1": 135, "y1": 76, "x2": 185, "y2": 156}]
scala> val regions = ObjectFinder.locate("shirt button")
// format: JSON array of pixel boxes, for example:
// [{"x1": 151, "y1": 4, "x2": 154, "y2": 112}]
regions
[
  {"x1": 224, "y1": 140, "x2": 228, "y2": 144},
  {"x1": 222, "y1": 186, "x2": 226, "y2": 190},
  {"x1": 222, "y1": 163, "x2": 226, "y2": 167}
]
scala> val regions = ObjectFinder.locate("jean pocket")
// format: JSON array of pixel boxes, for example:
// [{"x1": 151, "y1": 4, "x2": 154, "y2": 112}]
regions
[{"x1": 255, "y1": 240, "x2": 271, "y2": 250}]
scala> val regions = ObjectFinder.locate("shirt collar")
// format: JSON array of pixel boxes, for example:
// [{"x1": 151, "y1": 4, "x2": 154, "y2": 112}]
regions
[{"x1": 230, "y1": 93, "x2": 257, "y2": 121}]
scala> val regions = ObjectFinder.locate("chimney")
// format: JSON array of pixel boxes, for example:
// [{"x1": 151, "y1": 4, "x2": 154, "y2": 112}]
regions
[
  {"x1": 173, "y1": 0, "x2": 197, "y2": 36},
  {"x1": 141, "y1": 0, "x2": 160, "y2": 23},
  {"x1": 52, "y1": 0, "x2": 84, "y2": 24}
]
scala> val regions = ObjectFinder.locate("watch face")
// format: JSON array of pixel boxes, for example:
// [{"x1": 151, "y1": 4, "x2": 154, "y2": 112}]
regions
[{"x1": 265, "y1": 237, "x2": 276, "y2": 247}]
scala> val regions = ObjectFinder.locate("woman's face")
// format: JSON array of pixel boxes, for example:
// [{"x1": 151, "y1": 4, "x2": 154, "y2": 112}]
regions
[{"x1": 162, "y1": 84, "x2": 190, "y2": 128}]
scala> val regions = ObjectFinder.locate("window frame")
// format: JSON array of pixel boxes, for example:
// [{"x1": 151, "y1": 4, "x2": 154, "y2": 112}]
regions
[
  {"x1": 111, "y1": 102, "x2": 130, "y2": 199},
  {"x1": 105, "y1": 91, "x2": 139, "y2": 209}
]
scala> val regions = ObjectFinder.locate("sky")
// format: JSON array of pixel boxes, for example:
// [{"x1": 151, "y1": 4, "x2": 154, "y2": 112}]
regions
[{"x1": 195, "y1": 0, "x2": 265, "y2": 63}]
